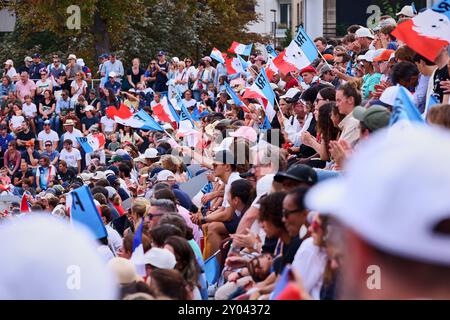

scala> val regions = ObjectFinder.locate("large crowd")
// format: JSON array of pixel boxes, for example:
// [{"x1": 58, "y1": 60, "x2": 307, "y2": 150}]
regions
[{"x1": 1, "y1": 4, "x2": 450, "y2": 300}]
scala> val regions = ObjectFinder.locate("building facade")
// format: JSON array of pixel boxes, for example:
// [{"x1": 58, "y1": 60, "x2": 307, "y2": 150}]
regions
[{"x1": 248, "y1": 0, "x2": 437, "y2": 45}]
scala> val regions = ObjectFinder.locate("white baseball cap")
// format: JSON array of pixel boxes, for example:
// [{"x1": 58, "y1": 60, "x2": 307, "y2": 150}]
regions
[
  {"x1": 67, "y1": 54, "x2": 77, "y2": 60},
  {"x1": 4, "y1": 59, "x2": 13, "y2": 66},
  {"x1": 84, "y1": 105, "x2": 95, "y2": 112},
  {"x1": 357, "y1": 50, "x2": 377, "y2": 62},
  {"x1": 156, "y1": 170, "x2": 176, "y2": 182},
  {"x1": 379, "y1": 85, "x2": 412, "y2": 106},
  {"x1": 280, "y1": 88, "x2": 301, "y2": 100},
  {"x1": 143, "y1": 248, "x2": 177, "y2": 269},
  {"x1": 108, "y1": 71, "x2": 116, "y2": 78},
  {"x1": 92, "y1": 171, "x2": 106, "y2": 180},
  {"x1": 396, "y1": 5, "x2": 415, "y2": 18},
  {"x1": 355, "y1": 27, "x2": 375, "y2": 40},
  {"x1": 143, "y1": 148, "x2": 159, "y2": 159},
  {"x1": 306, "y1": 125, "x2": 450, "y2": 266}
]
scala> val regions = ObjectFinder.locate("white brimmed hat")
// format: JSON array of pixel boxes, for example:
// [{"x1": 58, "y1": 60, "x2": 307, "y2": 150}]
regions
[
  {"x1": 396, "y1": 5, "x2": 415, "y2": 17},
  {"x1": 143, "y1": 248, "x2": 177, "y2": 269},
  {"x1": 306, "y1": 125, "x2": 450, "y2": 266},
  {"x1": 355, "y1": 27, "x2": 375, "y2": 40}
]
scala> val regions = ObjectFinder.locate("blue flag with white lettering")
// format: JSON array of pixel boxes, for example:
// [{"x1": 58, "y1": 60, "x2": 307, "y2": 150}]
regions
[
  {"x1": 432, "y1": 0, "x2": 450, "y2": 19},
  {"x1": 69, "y1": 185, "x2": 107, "y2": 239},
  {"x1": 224, "y1": 82, "x2": 246, "y2": 108},
  {"x1": 389, "y1": 85, "x2": 425, "y2": 126}
]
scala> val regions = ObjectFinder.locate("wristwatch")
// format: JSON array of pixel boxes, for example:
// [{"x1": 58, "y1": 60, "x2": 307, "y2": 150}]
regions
[{"x1": 200, "y1": 217, "x2": 207, "y2": 225}]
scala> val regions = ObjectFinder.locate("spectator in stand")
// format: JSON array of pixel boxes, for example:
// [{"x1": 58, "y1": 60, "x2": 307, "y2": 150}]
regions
[
  {"x1": 17, "y1": 56, "x2": 33, "y2": 75},
  {"x1": 61, "y1": 119, "x2": 83, "y2": 149},
  {"x1": 0, "y1": 76, "x2": 16, "y2": 101},
  {"x1": 40, "y1": 139, "x2": 59, "y2": 166},
  {"x1": 37, "y1": 120, "x2": 59, "y2": 151},
  {"x1": 29, "y1": 53, "x2": 46, "y2": 81},
  {"x1": 104, "y1": 72, "x2": 122, "y2": 96},
  {"x1": 38, "y1": 89, "x2": 58, "y2": 132},
  {"x1": 102, "y1": 53, "x2": 124, "y2": 84},
  {"x1": 335, "y1": 82, "x2": 361, "y2": 146},
  {"x1": 153, "y1": 51, "x2": 169, "y2": 94},
  {"x1": 59, "y1": 139, "x2": 81, "y2": 174},
  {"x1": 4, "y1": 140, "x2": 21, "y2": 177},
  {"x1": 15, "y1": 71, "x2": 36, "y2": 102},
  {"x1": 65, "y1": 54, "x2": 81, "y2": 82},
  {"x1": 70, "y1": 71, "x2": 88, "y2": 103},
  {"x1": 3, "y1": 60, "x2": 17, "y2": 81},
  {"x1": 127, "y1": 58, "x2": 145, "y2": 89}
]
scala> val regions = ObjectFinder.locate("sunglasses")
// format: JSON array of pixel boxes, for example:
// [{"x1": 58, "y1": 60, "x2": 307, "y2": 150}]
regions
[
  {"x1": 45, "y1": 144, "x2": 52, "y2": 147},
  {"x1": 147, "y1": 213, "x2": 164, "y2": 220},
  {"x1": 44, "y1": 124, "x2": 50, "y2": 126},
  {"x1": 282, "y1": 208, "x2": 303, "y2": 217}
]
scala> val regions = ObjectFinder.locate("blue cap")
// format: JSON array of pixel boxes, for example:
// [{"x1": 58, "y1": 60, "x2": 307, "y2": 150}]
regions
[
  {"x1": 32, "y1": 53, "x2": 41, "y2": 58},
  {"x1": 100, "y1": 53, "x2": 109, "y2": 59},
  {"x1": 157, "y1": 51, "x2": 166, "y2": 56}
]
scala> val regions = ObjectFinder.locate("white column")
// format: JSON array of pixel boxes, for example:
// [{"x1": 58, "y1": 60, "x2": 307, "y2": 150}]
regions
[{"x1": 304, "y1": 0, "x2": 323, "y2": 39}]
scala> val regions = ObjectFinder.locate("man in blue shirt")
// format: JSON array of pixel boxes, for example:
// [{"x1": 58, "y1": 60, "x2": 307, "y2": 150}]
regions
[
  {"x1": 29, "y1": 53, "x2": 46, "y2": 81},
  {"x1": 0, "y1": 124, "x2": 13, "y2": 161},
  {"x1": 104, "y1": 72, "x2": 122, "y2": 96},
  {"x1": 152, "y1": 51, "x2": 169, "y2": 93}
]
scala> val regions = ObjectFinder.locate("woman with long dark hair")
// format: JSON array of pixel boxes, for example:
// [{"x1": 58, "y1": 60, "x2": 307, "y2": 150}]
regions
[{"x1": 164, "y1": 235, "x2": 201, "y2": 299}]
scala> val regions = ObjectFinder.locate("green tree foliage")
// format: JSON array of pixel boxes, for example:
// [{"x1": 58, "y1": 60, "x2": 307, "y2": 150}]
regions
[{"x1": 0, "y1": 0, "x2": 261, "y2": 69}]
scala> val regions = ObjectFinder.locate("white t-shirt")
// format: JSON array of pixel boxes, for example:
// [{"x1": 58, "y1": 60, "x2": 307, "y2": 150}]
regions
[
  {"x1": 291, "y1": 237, "x2": 328, "y2": 300},
  {"x1": 70, "y1": 80, "x2": 87, "y2": 102},
  {"x1": 35, "y1": 79, "x2": 52, "y2": 95},
  {"x1": 222, "y1": 172, "x2": 243, "y2": 208},
  {"x1": 6, "y1": 67, "x2": 17, "y2": 80},
  {"x1": 10, "y1": 115, "x2": 25, "y2": 129},
  {"x1": 38, "y1": 129, "x2": 59, "y2": 143},
  {"x1": 106, "y1": 225, "x2": 122, "y2": 254},
  {"x1": 59, "y1": 148, "x2": 81, "y2": 169},
  {"x1": 62, "y1": 129, "x2": 83, "y2": 148},
  {"x1": 182, "y1": 98, "x2": 197, "y2": 109},
  {"x1": 100, "y1": 116, "x2": 115, "y2": 133},
  {"x1": 22, "y1": 102, "x2": 37, "y2": 118}
]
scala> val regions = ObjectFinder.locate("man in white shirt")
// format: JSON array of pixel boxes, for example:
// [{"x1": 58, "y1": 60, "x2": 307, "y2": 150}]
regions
[
  {"x1": 101, "y1": 53, "x2": 124, "y2": 83},
  {"x1": 200, "y1": 150, "x2": 242, "y2": 256},
  {"x1": 61, "y1": 119, "x2": 83, "y2": 149},
  {"x1": 37, "y1": 119, "x2": 59, "y2": 151},
  {"x1": 59, "y1": 139, "x2": 81, "y2": 174}
]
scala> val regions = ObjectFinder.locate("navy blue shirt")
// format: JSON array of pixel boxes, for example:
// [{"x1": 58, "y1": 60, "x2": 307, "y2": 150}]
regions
[
  {"x1": 172, "y1": 184, "x2": 195, "y2": 212},
  {"x1": 104, "y1": 81, "x2": 122, "y2": 95},
  {"x1": 0, "y1": 133, "x2": 14, "y2": 154},
  {"x1": 154, "y1": 62, "x2": 168, "y2": 93},
  {"x1": 29, "y1": 62, "x2": 46, "y2": 81}
]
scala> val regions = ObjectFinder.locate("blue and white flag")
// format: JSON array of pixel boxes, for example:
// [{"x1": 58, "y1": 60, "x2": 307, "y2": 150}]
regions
[
  {"x1": 247, "y1": 68, "x2": 277, "y2": 121},
  {"x1": 224, "y1": 82, "x2": 249, "y2": 111},
  {"x1": 280, "y1": 26, "x2": 318, "y2": 71},
  {"x1": 238, "y1": 55, "x2": 249, "y2": 71},
  {"x1": 210, "y1": 47, "x2": 225, "y2": 64},
  {"x1": 68, "y1": 185, "x2": 107, "y2": 240},
  {"x1": 260, "y1": 115, "x2": 272, "y2": 130},
  {"x1": 389, "y1": 85, "x2": 425, "y2": 126},
  {"x1": 134, "y1": 110, "x2": 164, "y2": 131},
  {"x1": 77, "y1": 134, "x2": 106, "y2": 154},
  {"x1": 266, "y1": 44, "x2": 278, "y2": 59}
]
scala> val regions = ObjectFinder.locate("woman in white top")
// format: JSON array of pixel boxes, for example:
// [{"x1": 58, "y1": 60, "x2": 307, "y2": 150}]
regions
[
  {"x1": 70, "y1": 72, "x2": 87, "y2": 102},
  {"x1": 36, "y1": 69, "x2": 53, "y2": 96},
  {"x1": 192, "y1": 61, "x2": 210, "y2": 101},
  {"x1": 174, "y1": 61, "x2": 189, "y2": 95},
  {"x1": 291, "y1": 213, "x2": 329, "y2": 300}
]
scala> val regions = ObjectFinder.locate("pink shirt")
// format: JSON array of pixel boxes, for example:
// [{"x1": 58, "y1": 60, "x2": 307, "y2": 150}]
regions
[
  {"x1": 177, "y1": 205, "x2": 201, "y2": 244},
  {"x1": 16, "y1": 80, "x2": 36, "y2": 100}
]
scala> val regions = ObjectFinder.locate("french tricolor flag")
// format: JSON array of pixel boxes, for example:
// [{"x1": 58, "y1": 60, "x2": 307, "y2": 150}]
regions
[
  {"x1": 210, "y1": 47, "x2": 225, "y2": 64},
  {"x1": 392, "y1": 2, "x2": 450, "y2": 62},
  {"x1": 106, "y1": 104, "x2": 163, "y2": 131},
  {"x1": 265, "y1": 58, "x2": 279, "y2": 80},
  {"x1": 226, "y1": 57, "x2": 245, "y2": 75},
  {"x1": 131, "y1": 222, "x2": 146, "y2": 276},
  {"x1": 20, "y1": 194, "x2": 30, "y2": 213},
  {"x1": 153, "y1": 96, "x2": 179, "y2": 124},
  {"x1": 228, "y1": 41, "x2": 253, "y2": 56},
  {"x1": 77, "y1": 133, "x2": 106, "y2": 154}
]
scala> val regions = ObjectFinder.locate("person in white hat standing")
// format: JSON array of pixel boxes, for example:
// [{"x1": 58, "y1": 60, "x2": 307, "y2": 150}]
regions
[
  {"x1": 65, "y1": 54, "x2": 81, "y2": 81},
  {"x1": 3, "y1": 59, "x2": 17, "y2": 80},
  {"x1": 355, "y1": 27, "x2": 375, "y2": 55}
]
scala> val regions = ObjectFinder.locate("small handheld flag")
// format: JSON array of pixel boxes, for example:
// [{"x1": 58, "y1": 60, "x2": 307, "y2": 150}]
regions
[
  {"x1": 266, "y1": 44, "x2": 278, "y2": 59},
  {"x1": 210, "y1": 48, "x2": 225, "y2": 64},
  {"x1": 228, "y1": 41, "x2": 253, "y2": 56},
  {"x1": 77, "y1": 134, "x2": 106, "y2": 154},
  {"x1": 69, "y1": 185, "x2": 107, "y2": 239},
  {"x1": 131, "y1": 222, "x2": 146, "y2": 276},
  {"x1": 389, "y1": 85, "x2": 425, "y2": 126},
  {"x1": 20, "y1": 194, "x2": 30, "y2": 213}
]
